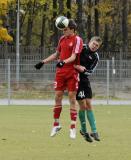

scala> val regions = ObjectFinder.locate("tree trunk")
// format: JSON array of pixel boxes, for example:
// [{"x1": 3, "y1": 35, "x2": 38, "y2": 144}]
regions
[
  {"x1": 66, "y1": 0, "x2": 71, "y2": 18},
  {"x1": 94, "y1": 0, "x2": 99, "y2": 36},
  {"x1": 103, "y1": 24, "x2": 109, "y2": 51},
  {"x1": 52, "y1": 0, "x2": 58, "y2": 47},
  {"x1": 40, "y1": 4, "x2": 47, "y2": 47},
  {"x1": 58, "y1": 0, "x2": 64, "y2": 14},
  {"x1": 87, "y1": 0, "x2": 92, "y2": 41},
  {"x1": 26, "y1": 0, "x2": 36, "y2": 46},
  {"x1": 122, "y1": 0, "x2": 128, "y2": 51},
  {"x1": 76, "y1": 0, "x2": 84, "y2": 39}
]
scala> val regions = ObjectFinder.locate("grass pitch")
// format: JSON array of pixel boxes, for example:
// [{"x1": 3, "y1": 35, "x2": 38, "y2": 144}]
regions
[{"x1": 0, "y1": 105, "x2": 131, "y2": 160}]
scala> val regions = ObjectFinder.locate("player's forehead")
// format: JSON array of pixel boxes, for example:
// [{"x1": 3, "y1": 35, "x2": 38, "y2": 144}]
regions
[
  {"x1": 63, "y1": 27, "x2": 71, "y2": 31},
  {"x1": 90, "y1": 40, "x2": 99, "y2": 46}
]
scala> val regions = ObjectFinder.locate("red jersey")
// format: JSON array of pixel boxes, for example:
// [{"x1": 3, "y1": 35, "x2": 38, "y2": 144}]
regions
[{"x1": 57, "y1": 34, "x2": 83, "y2": 69}]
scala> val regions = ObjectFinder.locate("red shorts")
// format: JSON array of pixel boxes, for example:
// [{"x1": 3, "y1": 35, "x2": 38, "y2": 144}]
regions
[{"x1": 54, "y1": 68, "x2": 78, "y2": 91}]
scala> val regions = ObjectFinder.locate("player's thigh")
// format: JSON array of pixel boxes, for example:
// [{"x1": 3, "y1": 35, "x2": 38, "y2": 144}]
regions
[
  {"x1": 76, "y1": 82, "x2": 86, "y2": 100},
  {"x1": 77, "y1": 99, "x2": 87, "y2": 110},
  {"x1": 68, "y1": 91, "x2": 76, "y2": 103},
  {"x1": 55, "y1": 91, "x2": 64, "y2": 103},
  {"x1": 77, "y1": 81, "x2": 92, "y2": 99},
  {"x1": 54, "y1": 75, "x2": 66, "y2": 91},
  {"x1": 85, "y1": 98, "x2": 93, "y2": 110},
  {"x1": 67, "y1": 75, "x2": 78, "y2": 91}
]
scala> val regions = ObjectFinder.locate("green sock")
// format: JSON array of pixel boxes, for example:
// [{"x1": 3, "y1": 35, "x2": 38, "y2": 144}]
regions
[
  {"x1": 86, "y1": 110, "x2": 97, "y2": 133},
  {"x1": 79, "y1": 110, "x2": 87, "y2": 133}
]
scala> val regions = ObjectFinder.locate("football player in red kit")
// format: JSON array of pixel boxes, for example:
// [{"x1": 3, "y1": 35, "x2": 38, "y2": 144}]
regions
[{"x1": 35, "y1": 18, "x2": 83, "y2": 139}]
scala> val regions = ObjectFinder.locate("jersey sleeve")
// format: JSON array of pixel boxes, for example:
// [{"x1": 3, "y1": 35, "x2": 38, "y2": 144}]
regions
[{"x1": 72, "y1": 36, "x2": 83, "y2": 55}]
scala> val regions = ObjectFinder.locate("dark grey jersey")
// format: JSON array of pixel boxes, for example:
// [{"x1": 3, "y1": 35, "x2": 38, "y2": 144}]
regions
[{"x1": 79, "y1": 44, "x2": 99, "y2": 80}]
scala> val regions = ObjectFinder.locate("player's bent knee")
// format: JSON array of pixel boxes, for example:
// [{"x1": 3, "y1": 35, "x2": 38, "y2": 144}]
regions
[
  {"x1": 86, "y1": 104, "x2": 93, "y2": 110},
  {"x1": 80, "y1": 105, "x2": 86, "y2": 110}
]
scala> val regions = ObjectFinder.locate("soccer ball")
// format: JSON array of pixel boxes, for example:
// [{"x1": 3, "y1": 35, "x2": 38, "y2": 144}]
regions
[{"x1": 55, "y1": 16, "x2": 69, "y2": 30}]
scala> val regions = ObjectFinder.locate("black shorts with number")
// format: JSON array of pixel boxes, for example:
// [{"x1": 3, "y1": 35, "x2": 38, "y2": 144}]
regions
[{"x1": 76, "y1": 78, "x2": 92, "y2": 100}]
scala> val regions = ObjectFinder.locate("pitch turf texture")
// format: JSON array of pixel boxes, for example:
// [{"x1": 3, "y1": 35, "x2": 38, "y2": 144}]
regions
[{"x1": 0, "y1": 105, "x2": 131, "y2": 160}]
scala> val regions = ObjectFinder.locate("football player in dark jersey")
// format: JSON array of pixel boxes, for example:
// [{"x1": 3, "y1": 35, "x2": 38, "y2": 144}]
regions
[{"x1": 74, "y1": 36, "x2": 102, "y2": 142}]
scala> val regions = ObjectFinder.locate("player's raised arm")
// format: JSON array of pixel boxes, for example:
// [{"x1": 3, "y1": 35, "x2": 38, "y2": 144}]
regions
[
  {"x1": 34, "y1": 51, "x2": 59, "y2": 70},
  {"x1": 42, "y1": 51, "x2": 59, "y2": 64}
]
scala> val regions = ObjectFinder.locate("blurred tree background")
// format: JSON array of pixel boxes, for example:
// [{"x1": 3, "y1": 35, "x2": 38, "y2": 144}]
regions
[
  {"x1": 0, "y1": 0, "x2": 13, "y2": 42},
  {"x1": 0, "y1": 0, "x2": 131, "y2": 53}
]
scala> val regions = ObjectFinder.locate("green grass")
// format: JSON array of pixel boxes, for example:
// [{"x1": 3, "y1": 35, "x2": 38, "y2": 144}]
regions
[{"x1": 0, "y1": 105, "x2": 131, "y2": 160}]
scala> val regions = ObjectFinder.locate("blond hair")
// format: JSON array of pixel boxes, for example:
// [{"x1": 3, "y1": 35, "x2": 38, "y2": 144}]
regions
[{"x1": 90, "y1": 36, "x2": 102, "y2": 45}]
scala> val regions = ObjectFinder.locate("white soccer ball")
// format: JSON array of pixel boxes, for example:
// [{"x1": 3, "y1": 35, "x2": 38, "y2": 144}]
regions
[{"x1": 55, "y1": 16, "x2": 69, "y2": 30}]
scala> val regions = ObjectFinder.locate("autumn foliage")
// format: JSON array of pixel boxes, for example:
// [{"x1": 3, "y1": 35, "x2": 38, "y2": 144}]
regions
[{"x1": 0, "y1": 0, "x2": 13, "y2": 42}]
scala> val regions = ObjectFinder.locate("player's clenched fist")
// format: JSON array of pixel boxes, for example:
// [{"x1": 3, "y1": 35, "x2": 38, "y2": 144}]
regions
[
  {"x1": 56, "y1": 61, "x2": 65, "y2": 68},
  {"x1": 34, "y1": 61, "x2": 44, "y2": 69}
]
